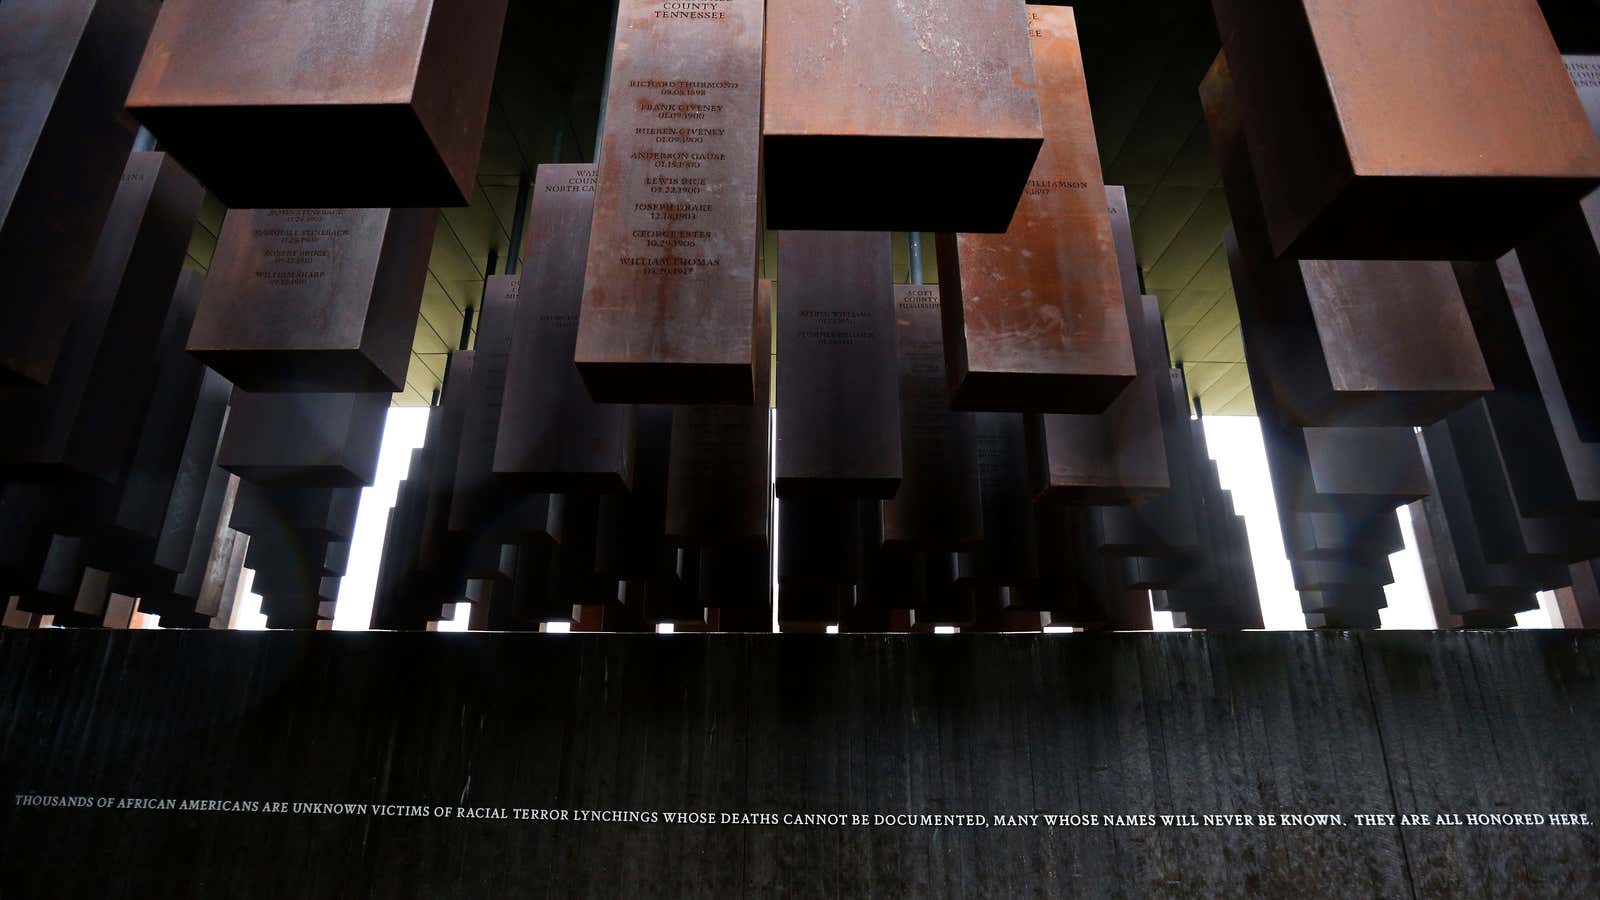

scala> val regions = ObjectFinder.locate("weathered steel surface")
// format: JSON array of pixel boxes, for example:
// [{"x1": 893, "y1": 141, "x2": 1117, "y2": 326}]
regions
[
  {"x1": 881, "y1": 285, "x2": 982, "y2": 551},
  {"x1": 187, "y1": 206, "x2": 436, "y2": 393},
  {"x1": 0, "y1": 0, "x2": 159, "y2": 386},
  {"x1": 763, "y1": 0, "x2": 1042, "y2": 231},
  {"x1": 968, "y1": 413, "x2": 1039, "y2": 586},
  {"x1": 775, "y1": 231, "x2": 900, "y2": 498},
  {"x1": 496, "y1": 165, "x2": 634, "y2": 493},
  {"x1": 0, "y1": 152, "x2": 203, "y2": 483},
  {"x1": 1208, "y1": 1, "x2": 1600, "y2": 259},
  {"x1": 1205, "y1": 59, "x2": 1490, "y2": 427},
  {"x1": 665, "y1": 280, "x2": 772, "y2": 548},
  {"x1": 100, "y1": 268, "x2": 207, "y2": 548},
  {"x1": 937, "y1": 8, "x2": 1133, "y2": 413},
  {"x1": 573, "y1": 0, "x2": 763, "y2": 404},
  {"x1": 1441, "y1": 400, "x2": 1600, "y2": 565},
  {"x1": 1025, "y1": 189, "x2": 1168, "y2": 503},
  {"x1": 1451, "y1": 254, "x2": 1600, "y2": 518},
  {"x1": 449, "y1": 276, "x2": 557, "y2": 544},
  {"x1": 1418, "y1": 424, "x2": 1568, "y2": 600},
  {"x1": 219, "y1": 390, "x2": 387, "y2": 488},
  {"x1": 126, "y1": 0, "x2": 507, "y2": 207},
  {"x1": 1515, "y1": 57, "x2": 1600, "y2": 447}
]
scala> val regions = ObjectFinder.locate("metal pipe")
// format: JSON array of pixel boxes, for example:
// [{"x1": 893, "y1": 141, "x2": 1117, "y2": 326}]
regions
[
  {"x1": 908, "y1": 231, "x2": 924, "y2": 286},
  {"x1": 504, "y1": 174, "x2": 532, "y2": 275}
]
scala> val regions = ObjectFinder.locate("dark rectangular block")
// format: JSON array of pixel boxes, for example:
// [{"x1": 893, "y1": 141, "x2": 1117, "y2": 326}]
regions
[
  {"x1": 1282, "y1": 509, "x2": 1404, "y2": 562},
  {"x1": 0, "y1": 152, "x2": 203, "y2": 483},
  {"x1": 969, "y1": 413, "x2": 1039, "y2": 585},
  {"x1": 1451, "y1": 254, "x2": 1600, "y2": 517},
  {"x1": 775, "y1": 231, "x2": 900, "y2": 498},
  {"x1": 495, "y1": 165, "x2": 634, "y2": 493},
  {"x1": 881, "y1": 285, "x2": 982, "y2": 551},
  {"x1": 763, "y1": 0, "x2": 1041, "y2": 231},
  {"x1": 126, "y1": 0, "x2": 507, "y2": 207},
  {"x1": 448, "y1": 276, "x2": 557, "y2": 544},
  {"x1": 776, "y1": 497, "x2": 862, "y2": 586},
  {"x1": 1024, "y1": 187, "x2": 1168, "y2": 503},
  {"x1": 596, "y1": 406, "x2": 675, "y2": 580},
  {"x1": 1443, "y1": 400, "x2": 1600, "y2": 564},
  {"x1": 1206, "y1": 66, "x2": 1491, "y2": 427},
  {"x1": 0, "y1": 0, "x2": 158, "y2": 386},
  {"x1": 1418, "y1": 424, "x2": 1569, "y2": 595},
  {"x1": 1514, "y1": 58, "x2": 1600, "y2": 446},
  {"x1": 937, "y1": 8, "x2": 1134, "y2": 414},
  {"x1": 1208, "y1": 3, "x2": 1600, "y2": 259},
  {"x1": 187, "y1": 206, "x2": 436, "y2": 393},
  {"x1": 100, "y1": 268, "x2": 207, "y2": 548},
  {"x1": 665, "y1": 281, "x2": 772, "y2": 548},
  {"x1": 150, "y1": 369, "x2": 231, "y2": 576},
  {"x1": 229, "y1": 483, "x2": 360, "y2": 543},
  {"x1": 572, "y1": 0, "x2": 763, "y2": 404},
  {"x1": 219, "y1": 390, "x2": 387, "y2": 487},
  {"x1": 697, "y1": 545, "x2": 770, "y2": 612}
]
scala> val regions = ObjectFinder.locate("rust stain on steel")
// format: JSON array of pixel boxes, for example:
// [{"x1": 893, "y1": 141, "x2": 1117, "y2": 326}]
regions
[
  {"x1": 574, "y1": 0, "x2": 764, "y2": 404},
  {"x1": 763, "y1": 0, "x2": 1042, "y2": 231},
  {"x1": 1210, "y1": 0, "x2": 1600, "y2": 259},
  {"x1": 937, "y1": 6, "x2": 1135, "y2": 414},
  {"x1": 1205, "y1": 55, "x2": 1491, "y2": 427},
  {"x1": 126, "y1": 0, "x2": 507, "y2": 207},
  {"x1": 187, "y1": 207, "x2": 436, "y2": 394}
]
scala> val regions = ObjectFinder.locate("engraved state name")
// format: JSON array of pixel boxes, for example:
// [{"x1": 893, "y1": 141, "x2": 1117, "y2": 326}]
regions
[{"x1": 653, "y1": 0, "x2": 731, "y2": 20}]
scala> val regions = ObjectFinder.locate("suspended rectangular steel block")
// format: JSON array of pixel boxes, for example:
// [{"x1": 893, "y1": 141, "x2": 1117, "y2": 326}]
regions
[
  {"x1": 665, "y1": 281, "x2": 772, "y2": 548},
  {"x1": 1513, "y1": 58, "x2": 1600, "y2": 450},
  {"x1": 1025, "y1": 188, "x2": 1169, "y2": 503},
  {"x1": 776, "y1": 497, "x2": 862, "y2": 586},
  {"x1": 450, "y1": 279, "x2": 558, "y2": 544},
  {"x1": 937, "y1": 8, "x2": 1133, "y2": 413},
  {"x1": 880, "y1": 285, "x2": 982, "y2": 551},
  {"x1": 572, "y1": 0, "x2": 763, "y2": 404},
  {"x1": 968, "y1": 413, "x2": 1039, "y2": 585},
  {"x1": 1207, "y1": 69, "x2": 1492, "y2": 427},
  {"x1": 101, "y1": 269, "x2": 207, "y2": 547},
  {"x1": 775, "y1": 231, "x2": 900, "y2": 497},
  {"x1": 1442, "y1": 400, "x2": 1600, "y2": 565},
  {"x1": 1207, "y1": 4, "x2": 1600, "y2": 259},
  {"x1": 0, "y1": 0, "x2": 159, "y2": 386},
  {"x1": 763, "y1": 0, "x2": 1042, "y2": 231},
  {"x1": 495, "y1": 165, "x2": 634, "y2": 493},
  {"x1": 150, "y1": 369, "x2": 231, "y2": 576},
  {"x1": 219, "y1": 389, "x2": 387, "y2": 487},
  {"x1": 126, "y1": 0, "x2": 507, "y2": 207},
  {"x1": 187, "y1": 207, "x2": 435, "y2": 393},
  {"x1": 0, "y1": 152, "x2": 203, "y2": 483},
  {"x1": 229, "y1": 483, "x2": 361, "y2": 543},
  {"x1": 1417, "y1": 424, "x2": 1569, "y2": 596},
  {"x1": 1451, "y1": 255, "x2": 1600, "y2": 519}
]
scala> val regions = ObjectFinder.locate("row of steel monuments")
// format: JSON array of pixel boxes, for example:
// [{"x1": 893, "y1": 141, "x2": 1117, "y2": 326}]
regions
[{"x1": 1, "y1": 0, "x2": 1598, "y2": 632}]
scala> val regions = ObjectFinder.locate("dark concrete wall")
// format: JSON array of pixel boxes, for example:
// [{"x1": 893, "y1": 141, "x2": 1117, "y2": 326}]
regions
[{"x1": 0, "y1": 631, "x2": 1595, "y2": 897}]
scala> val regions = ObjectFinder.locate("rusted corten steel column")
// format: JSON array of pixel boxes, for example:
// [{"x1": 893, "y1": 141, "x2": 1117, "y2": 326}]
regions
[
  {"x1": 763, "y1": 0, "x2": 1043, "y2": 232},
  {"x1": 127, "y1": 0, "x2": 508, "y2": 207},
  {"x1": 574, "y1": 0, "x2": 765, "y2": 404},
  {"x1": 937, "y1": 6, "x2": 1135, "y2": 414}
]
